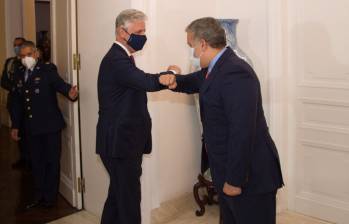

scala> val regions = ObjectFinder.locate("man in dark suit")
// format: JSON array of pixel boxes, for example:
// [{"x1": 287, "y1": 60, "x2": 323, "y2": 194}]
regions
[
  {"x1": 161, "y1": 17, "x2": 284, "y2": 224},
  {"x1": 96, "y1": 9, "x2": 176, "y2": 224},
  {"x1": 10, "y1": 41, "x2": 78, "y2": 209},
  {"x1": 1, "y1": 37, "x2": 28, "y2": 169}
]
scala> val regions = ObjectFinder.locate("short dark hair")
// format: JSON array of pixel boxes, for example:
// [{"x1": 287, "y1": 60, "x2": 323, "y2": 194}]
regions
[
  {"x1": 14, "y1": 37, "x2": 26, "y2": 42},
  {"x1": 20, "y1": 41, "x2": 37, "y2": 51},
  {"x1": 186, "y1": 17, "x2": 226, "y2": 49}
]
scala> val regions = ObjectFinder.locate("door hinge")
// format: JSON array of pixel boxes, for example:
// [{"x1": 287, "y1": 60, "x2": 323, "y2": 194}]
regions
[
  {"x1": 77, "y1": 177, "x2": 85, "y2": 193},
  {"x1": 73, "y1": 53, "x2": 81, "y2": 71}
]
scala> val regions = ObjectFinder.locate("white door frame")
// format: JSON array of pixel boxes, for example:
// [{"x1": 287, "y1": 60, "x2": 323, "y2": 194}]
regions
[
  {"x1": 50, "y1": 0, "x2": 83, "y2": 209},
  {"x1": 267, "y1": 0, "x2": 289, "y2": 213}
]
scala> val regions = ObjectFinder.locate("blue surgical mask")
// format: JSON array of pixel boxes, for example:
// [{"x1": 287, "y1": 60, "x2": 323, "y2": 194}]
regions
[
  {"x1": 191, "y1": 56, "x2": 201, "y2": 69},
  {"x1": 190, "y1": 47, "x2": 203, "y2": 69},
  {"x1": 14, "y1": 46, "x2": 21, "y2": 56},
  {"x1": 123, "y1": 28, "x2": 147, "y2": 52}
]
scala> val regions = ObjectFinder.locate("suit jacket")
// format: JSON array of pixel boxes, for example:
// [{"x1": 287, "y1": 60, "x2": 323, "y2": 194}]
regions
[
  {"x1": 175, "y1": 47, "x2": 284, "y2": 195},
  {"x1": 96, "y1": 43, "x2": 166, "y2": 158},
  {"x1": 1, "y1": 57, "x2": 22, "y2": 110},
  {"x1": 11, "y1": 62, "x2": 73, "y2": 135}
]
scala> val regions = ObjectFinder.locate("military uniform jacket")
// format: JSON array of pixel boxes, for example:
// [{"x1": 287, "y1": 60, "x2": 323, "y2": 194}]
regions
[
  {"x1": 1, "y1": 57, "x2": 22, "y2": 110},
  {"x1": 11, "y1": 62, "x2": 73, "y2": 135}
]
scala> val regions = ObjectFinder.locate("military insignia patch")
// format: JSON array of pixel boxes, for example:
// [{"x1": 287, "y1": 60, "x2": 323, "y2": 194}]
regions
[{"x1": 34, "y1": 77, "x2": 41, "y2": 84}]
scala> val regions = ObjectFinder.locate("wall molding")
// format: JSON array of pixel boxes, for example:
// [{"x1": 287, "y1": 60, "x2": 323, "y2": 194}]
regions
[
  {"x1": 300, "y1": 97, "x2": 349, "y2": 108},
  {"x1": 300, "y1": 122, "x2": 349, "y2": 134},
  {"x1": 301, "y1": 140, "x2": 349, "y2": 154},
  {"x1": 298, "y1": 80, "x2": 349, "y2": 90},
  {"x1": 297, "y1": 191, "x2": 349, "y2": 213}
]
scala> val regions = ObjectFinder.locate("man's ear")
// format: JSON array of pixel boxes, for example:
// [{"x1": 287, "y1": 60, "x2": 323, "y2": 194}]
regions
[
  {"x1": 200, "y1": 39, "x2": 208, "y2": 51},
  {"x1": 118, "y1": 26, "x2": 128, "y2": 38}
]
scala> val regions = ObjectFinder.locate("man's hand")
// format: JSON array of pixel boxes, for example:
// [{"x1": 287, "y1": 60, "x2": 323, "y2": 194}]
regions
[
  {"x1": 159, "y1": 74, "x2": 177, "y2": 89},
  {"x1": 69, "y1": 85, "x2": 79, "y2": 100},
  {"x1": 223, "y1": 182, "x2": 242, "y2": 197},
  {"x1": 11, "y1": 129, "x2": 21, "y2": 141},
  {"x1": 167, "y1": 65, "x2": 182, "y2": 75}
]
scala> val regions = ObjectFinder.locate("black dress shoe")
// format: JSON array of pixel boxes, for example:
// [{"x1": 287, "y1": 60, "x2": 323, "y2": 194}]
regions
[{"x1": 25, "y1": 200, "x2": 42, "y2": 210}]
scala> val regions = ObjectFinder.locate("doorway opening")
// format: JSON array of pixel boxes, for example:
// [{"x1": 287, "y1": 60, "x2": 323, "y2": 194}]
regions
[{"x1": 0, "y1": 0, "x2": 82, "y2": 223}]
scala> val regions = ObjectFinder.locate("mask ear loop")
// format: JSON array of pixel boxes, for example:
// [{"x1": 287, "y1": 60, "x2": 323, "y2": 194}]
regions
[
  {"x1": 122, "y1": 27, "x2": 131, "y2": 42},
  {"x1": 193, "y1": 42, "x2": 204, "y2": 59}
]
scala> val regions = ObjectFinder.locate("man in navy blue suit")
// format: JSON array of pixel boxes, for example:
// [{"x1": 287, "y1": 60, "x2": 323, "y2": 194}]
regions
[
  {"x1": 161, "y1": 17, "x2": 284, "y2": 224},
  {"x1": 96, "y1": 9, "x2": 177, "y2": 224}
]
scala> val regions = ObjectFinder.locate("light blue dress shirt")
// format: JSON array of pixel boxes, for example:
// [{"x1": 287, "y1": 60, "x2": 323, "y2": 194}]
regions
[{"x1": 207, "y1": 47, "x2": 227, "y2": 75}]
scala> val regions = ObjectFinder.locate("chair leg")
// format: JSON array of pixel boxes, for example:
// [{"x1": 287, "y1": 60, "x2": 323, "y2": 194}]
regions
[{"x1": 193, "y1": 181, "x2": 206, "y2": 216}]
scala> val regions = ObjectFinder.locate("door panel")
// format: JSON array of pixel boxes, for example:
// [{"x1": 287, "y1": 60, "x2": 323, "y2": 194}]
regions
[
  {"x1": 51, "y1": 0, "x2": 82, "y2": 209},
  {"x1": 289, "y1": 0, "x2": 349, "y2": 223}
]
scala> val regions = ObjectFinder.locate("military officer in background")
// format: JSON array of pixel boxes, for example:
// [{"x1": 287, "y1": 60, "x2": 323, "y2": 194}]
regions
[
  {"x1": 1, "y1": 37, "x2": 29, "y2": 169},
  {"x1": 10, "y1": 41, "x2": 79, "y2": 209}
]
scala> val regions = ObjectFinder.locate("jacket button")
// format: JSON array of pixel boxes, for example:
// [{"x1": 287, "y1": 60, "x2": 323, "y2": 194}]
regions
[
  {"x1": 29, "y1": 115, "x2": 33, "y2": 119},
  {"x1": 25, "y1": 90, "x2": 29, "y2": 93},
  {"x1": 27, "y1": 106, "x2": 31, "y2": 110},
  {"x1": 26, "y1": 98, "x2": 30, "y2": 102}
]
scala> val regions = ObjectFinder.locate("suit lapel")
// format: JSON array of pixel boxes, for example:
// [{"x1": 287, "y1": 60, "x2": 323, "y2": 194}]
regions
[
  {"x1": 200, "y1": 47, "x2": 234, "y2": 94},
  {"x1": 112, "y1": 43, "x2": 134, "y2": 66}
]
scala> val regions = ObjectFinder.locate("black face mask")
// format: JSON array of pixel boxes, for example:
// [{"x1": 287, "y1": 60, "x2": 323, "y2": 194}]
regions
[{"x1": 123, "y1": 28, "x2": 147, "y2": 51}]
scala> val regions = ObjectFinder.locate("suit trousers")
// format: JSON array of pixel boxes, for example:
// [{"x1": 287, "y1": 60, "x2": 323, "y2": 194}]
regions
[
  {"x1": 28, "y1": 131, "x2": 62, "y2": 203},
  {"x1": 219, "y1": 191, "x2": 277, "y2": 224},
  {"x1": 100, "y1": 154, "x2": 143, "y2": 224},
  {"x1": 18, "y1": 123, "x2": 29, "y2": 163}
]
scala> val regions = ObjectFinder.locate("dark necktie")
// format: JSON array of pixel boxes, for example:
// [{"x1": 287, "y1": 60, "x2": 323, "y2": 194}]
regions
[
  {"x1": 130, "y1": 55, "x2": 136, "y2": 66},
  {"x1": 25, "y1": 69, "x2": 32, "y2": 82}
]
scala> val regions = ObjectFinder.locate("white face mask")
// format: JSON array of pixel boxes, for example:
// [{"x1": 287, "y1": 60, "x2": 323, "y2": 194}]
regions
[
  {"x1": 21, "y1": 56, "x2": 37, "y2": 70},
  {"x1": 190, "y1": 47, "x2": 203, "y2": 69}
]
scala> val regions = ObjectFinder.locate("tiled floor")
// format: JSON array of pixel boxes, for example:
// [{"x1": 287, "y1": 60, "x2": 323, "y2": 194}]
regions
[{"x1": 49, "y1": 194, "x2": 332, "y2": 224}]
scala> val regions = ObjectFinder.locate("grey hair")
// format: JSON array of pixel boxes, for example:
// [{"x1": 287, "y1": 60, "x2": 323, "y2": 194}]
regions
[
  {"x1": 115, "y1": 9, "x2": 147, "y2": 29},
  {"x1": 20, "y1": 41, "x2": 37, "y2": 51},
  {"x1": 186, "y1": 17, "x2": 226, "y2": 49}
]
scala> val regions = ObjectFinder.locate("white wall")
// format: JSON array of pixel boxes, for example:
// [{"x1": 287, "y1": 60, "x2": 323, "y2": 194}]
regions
[
  {"x1": 22, "y1": 0, "x2": 36, "y2": 43},
  {"x1": 4, "y1": 0, "x2": 23, "y2": 57},
  {"x1": 0, "y1": 0, "x2": 9, "y2": 126},
  {"x1": 151, "y1": 0, "x2": 215, "y2": 203}
]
